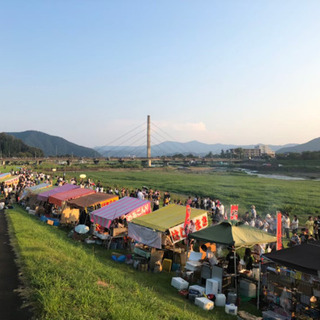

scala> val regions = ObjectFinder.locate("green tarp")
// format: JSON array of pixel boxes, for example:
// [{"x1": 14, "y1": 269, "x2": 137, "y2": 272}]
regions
[
  {"x1": 189, "y1": 221, "x2": 277, "y2": 248},
  {"x1": 131, "y1": 204, "x2": 207, "y2": 232}
]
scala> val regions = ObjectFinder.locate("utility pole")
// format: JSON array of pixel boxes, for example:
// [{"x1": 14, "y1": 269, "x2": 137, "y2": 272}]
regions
[{"x1": 147, "y1": 115, "x2": 151, "y2": 167}]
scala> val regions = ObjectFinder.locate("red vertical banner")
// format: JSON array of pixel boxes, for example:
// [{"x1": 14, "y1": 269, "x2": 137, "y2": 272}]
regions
[
  {"x1": 230, "y1": 205, "x2": 239, "y2": 220},
  {"x1": 276, "y1": 211, "x2": 282, "y2": 250},
  {"x1": 184, "y1": 205, "x2": 191, "y2": 236}
]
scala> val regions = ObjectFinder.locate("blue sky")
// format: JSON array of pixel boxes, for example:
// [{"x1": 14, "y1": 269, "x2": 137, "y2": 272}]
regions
[{"x1": 1, "y1": 1, "x2": 320, "y2": 147}]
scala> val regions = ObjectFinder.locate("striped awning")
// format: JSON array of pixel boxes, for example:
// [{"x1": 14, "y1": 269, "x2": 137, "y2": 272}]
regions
[{"x1": 90, "y1": 197, "x2": 151, "y2": 229}]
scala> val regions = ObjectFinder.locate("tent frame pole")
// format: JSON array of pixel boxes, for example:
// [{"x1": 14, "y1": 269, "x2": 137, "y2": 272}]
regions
[{"x1": 257, "y1": 260, "x2": 261, "y2": 309}]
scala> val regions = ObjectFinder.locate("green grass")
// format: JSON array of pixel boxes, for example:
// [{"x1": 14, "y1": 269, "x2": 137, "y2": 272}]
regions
[
  {"x1": 8, "y1": 206, "x2": 237, "y2": 320},
  {"x1": 62, "y1": 168, "x2": 320, "y2": 222}
]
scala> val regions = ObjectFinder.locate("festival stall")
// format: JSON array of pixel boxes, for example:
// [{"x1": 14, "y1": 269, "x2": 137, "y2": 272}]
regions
[
  {"x1": 0, "y1": 172, "x2": 11, "y2": 180},
  {"x1": 68, "y1": 193, "x2": 118, "y2": 212},
  {"x1": 188, "y1": 221, "x2": 277, "y2": 309},
  {"x1": 2, "y1": 175, "x2": 20, "y2": 187},
  {"x1": 62, "y1": 193, "x2": 119, "y2": 224},
  {"x1": 128, "y1": 204, "x2": 208, "y2": 250},
  {"x1": 128, "y1": 205, "x2": 208, "y2": 271},
  {"x1": 262, "y1": 242, "x2": 320, "y2": 319},
  {"x1": 91, "y1": 196, "x2": 150, "y2": 228},
  {"x1": 48, "y1": 188, "x2": 95, "y2": 207},
  {"x1": 20, "y1": 182, "x2": 52, "y2": 200},
  {"x1": 90, "y1": 197, "x2": 151, "y2": 247},
  {"x1": 37, "y1": 184, "x2": 78, "y2": 202}
]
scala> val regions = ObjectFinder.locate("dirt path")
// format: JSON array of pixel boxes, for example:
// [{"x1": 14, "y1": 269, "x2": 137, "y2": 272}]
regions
[{"x1": 0, "y1": 210, "x2": 33, "y2": 320}]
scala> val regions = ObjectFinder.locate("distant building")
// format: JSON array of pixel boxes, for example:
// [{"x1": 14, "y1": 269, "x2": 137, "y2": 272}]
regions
[
  {"x1": 243, "y1": 148, "x2": 261, "y2": 159},
  {"x1": 256, "y1": 144, "x2": 275, "y2": 158},
  {"x1": 229, "y1": 144, "x2": 275, "y2": 159}
]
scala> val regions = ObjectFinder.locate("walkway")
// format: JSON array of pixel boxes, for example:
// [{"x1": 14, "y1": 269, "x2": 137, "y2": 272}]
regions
[{"x1": 0, "y1": 209, "x2": 32, "y2": 320}]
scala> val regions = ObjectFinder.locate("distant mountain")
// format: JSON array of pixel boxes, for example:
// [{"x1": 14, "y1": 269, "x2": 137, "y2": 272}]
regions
[
  {"x1": 276, "y1": 137, "x2": 320, "y2": 153},
  {"x1": 7, "y1": 131, "x2": 100, "y2": 157},
  {"x1": 0, "y1": 132, "x2": 44, "y2": 157},
  {"x1": 95, "y1": 140, "x2": 294, "y2": 157}
]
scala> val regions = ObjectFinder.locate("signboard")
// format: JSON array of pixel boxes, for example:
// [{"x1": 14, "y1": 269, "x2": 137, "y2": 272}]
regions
[
  {"x1": 276, "y1": 211, "x2": 282, "y2": 250},
  {"x1": 126, "y1": 202, "x2": 151, "y2": 221},
  {"x1": 169, "y1": 213, "x2": 208, "y2": 244},
  {"x1": 230, "y1": 204, "x2": 238, "y2": 220}
]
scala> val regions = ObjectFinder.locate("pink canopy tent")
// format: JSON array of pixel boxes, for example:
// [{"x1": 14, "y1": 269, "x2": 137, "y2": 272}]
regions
[
  {"x1": 37, "y1": 184, "x2": 78, "y2": 201},
  {"x1": 90, "y1": 196, "x2": 151, "y2": 229},
  {"x1": 49, "y1": 188, "x2": 96, "y2": 207}
]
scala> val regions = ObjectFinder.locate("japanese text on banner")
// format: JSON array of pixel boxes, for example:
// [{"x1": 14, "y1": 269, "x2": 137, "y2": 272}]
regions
[{"x1": 169, "y1": 213, "x2": 208, "y2": 243}]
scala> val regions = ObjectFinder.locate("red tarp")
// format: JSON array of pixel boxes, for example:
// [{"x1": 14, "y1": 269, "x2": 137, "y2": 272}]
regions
[
  {"x1": 37, "y1": 184, "x2": 78, "y2": 201},
  {"x1": 49, "y1": 188, "x2": 96, "y2": 207}
]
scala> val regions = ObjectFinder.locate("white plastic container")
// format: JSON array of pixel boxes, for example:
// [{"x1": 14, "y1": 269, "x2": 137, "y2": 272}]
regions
[
  {"x1": 171, "y1": 277, "x2": 189, "y2": 290},
  {"x1": 189, "y1": 285, "x2": 206, "y2": 295},
  {"x1": 195, "y1": 297, "x2": 214, "y2": 310},
  {"x1": 206, "y1": 279, "x2": 219, "y2": 295},
  {"x1": 211, "y1": 277, "x2": 222, "y2": 293},
  {"x1": 225, "y1": 303, "x2": 237, "y2": 315},
  {"x1": 185, "y1": 260, "x2": 202, "y2": 271},
  {"x1": 189, "y1": 251, "x2": 203, "y2": 261},
  {"x1": 215, "y1": 293, "x2": 226, "y2": 307}
]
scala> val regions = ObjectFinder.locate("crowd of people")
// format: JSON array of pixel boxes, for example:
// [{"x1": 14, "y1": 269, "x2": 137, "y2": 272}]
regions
[{"x1": 1, "y1": 169, "x2": 319, "y2": 250}]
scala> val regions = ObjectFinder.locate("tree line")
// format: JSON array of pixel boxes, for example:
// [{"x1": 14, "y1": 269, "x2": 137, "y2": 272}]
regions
[{"x1": 0, "y1": 133, "x2": 44, "y2": 157}]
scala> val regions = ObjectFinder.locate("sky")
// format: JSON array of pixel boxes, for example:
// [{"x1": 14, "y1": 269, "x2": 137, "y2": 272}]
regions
[{"x1": 1, "y1": 1, "x2": 320, "y2": 148}]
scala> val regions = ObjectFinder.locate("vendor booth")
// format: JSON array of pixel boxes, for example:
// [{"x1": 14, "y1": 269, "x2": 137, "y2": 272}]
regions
[
  {"x1": 128, "y1": 204, "x2": 208, "y2": 250},
  {"x1": 90, "y1": 197, "x2": 151, "y2": 247},
  {"x1": 188, "y1": 221, "x2": 277, "y2": 308},
  {"x1": 189, "y1": 221, "x2": 277, "y2": 247},
  {"x1": 91, "y1": 196, "x2": 151, "y2": 229},
  {"x1": 68, "y1": 193, "x2": 118, "y2": 212},
  {"x1": 20, "y1": 182, "x2": 52, "y2": 200},
  {"x1": 48, "y1": 188, "x2": 95, "y2": 207},
  {"x1": 262, "y1": 242, "x2": 320, "y2": 319},
  {"x1": 0, "y1": 172, "x2": 11, "y2": 180},
  {"x1": 2, "y1": 175, "x2": 20, "y2": 187},
  {"x1": 63, "y1": 193, "x2": 119, "y2": 225},
  {"x1": 37, "y1": 184, "x2": 79, "y2": 202}
]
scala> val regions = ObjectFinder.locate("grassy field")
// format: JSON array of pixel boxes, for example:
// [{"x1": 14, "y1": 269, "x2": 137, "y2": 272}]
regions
[
  {"x1": 62, "y1": 168, "x2": 320, "y2": 221},
  {"x1": 1, "y1": 162, "x2": 319, "y2": 220},
  {"x1": 7, "y1": 206, "x2": 238, "y2": 320}
]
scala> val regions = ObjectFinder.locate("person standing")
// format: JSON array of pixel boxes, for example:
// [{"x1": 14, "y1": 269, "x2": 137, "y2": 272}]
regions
[
  {"x1": 291, "y1": 215, "x2": 299, "y2": 235},
  {"x1": 251, "y1": 205, "x2": 257, "y2": 219},
  {"x1": 284, "y1": 214, "x2": 291, "y2": 239},
  {"x1": 226, "y1": 246, "x2": 240, "y2": 274},
  {"x1": 305, "y1": 216, "x2": 314, "y2": 236},
  {"x1": 243, "y1": 248, "x2": 254, "y2": 271},
  {"x1": 314, "y1": 216, "x2": 320, "y2": 241}
]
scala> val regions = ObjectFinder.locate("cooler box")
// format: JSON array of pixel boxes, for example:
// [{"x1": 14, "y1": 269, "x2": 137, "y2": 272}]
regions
[
  {"x1": 206, "y1": 278, "x2": 219, "y2": 295},
  {"x1": 185, "y1": 260, "x2": 202, "y2": 271},
  {"x1": 171, "y1": 277, "x2": 189, "y2": 290},
  {"x1": 239, "y1": 279, "x2": 256, "y2": 298},
  {"x1": 195, "y1": 297, "x2": 214, "y2": 310},
  {"x1": 211, "y1": 277, "x2": 222, "y2": 293},
  {"x1": 186, "y1": 251, "x2": 202, "y2": 271},
  {"x1": 189, "y1": 285, "x2": 205, "y2": 295}
]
